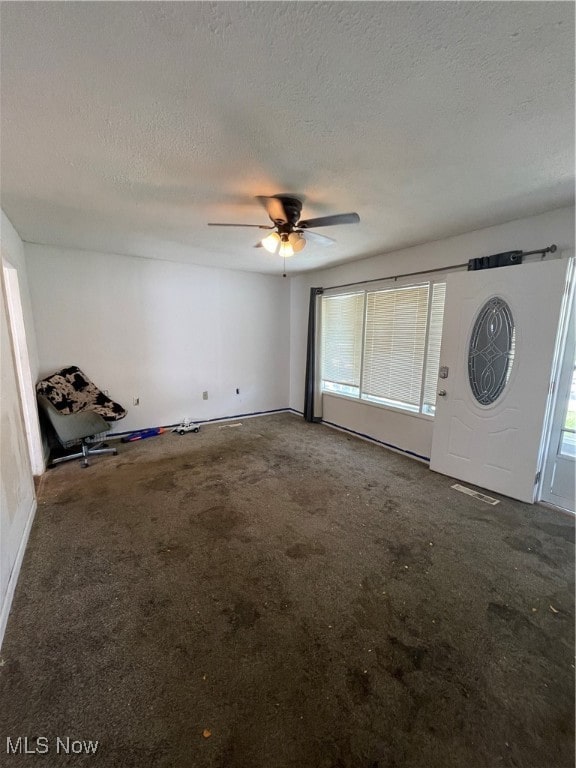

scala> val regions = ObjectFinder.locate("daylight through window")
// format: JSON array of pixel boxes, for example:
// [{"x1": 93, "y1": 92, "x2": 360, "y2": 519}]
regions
[{"x1": 321, "y1": 281, "x2": 446, "y2": 416}]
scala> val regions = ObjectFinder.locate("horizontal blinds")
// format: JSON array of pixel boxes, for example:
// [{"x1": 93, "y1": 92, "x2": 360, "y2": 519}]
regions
[
  {"x1": 321, "y1": 293, "x2": 364, "y2": 387},
  {"x1": 422, "y1": 282, "x2": 447, "y2": 409},
  {"x1": 363, "y1": 284, "x2": 430, "y2": 407}
]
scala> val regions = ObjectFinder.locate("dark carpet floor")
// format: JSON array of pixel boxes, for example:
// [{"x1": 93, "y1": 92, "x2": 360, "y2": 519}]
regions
[{"x1": 0, "y1": 413, "x2": 574, "y2": 768}]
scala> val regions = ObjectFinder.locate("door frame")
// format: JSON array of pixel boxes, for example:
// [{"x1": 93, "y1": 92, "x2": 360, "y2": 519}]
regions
[
  {"x1": 1, "y1": 260, "x2": 44, "y2": 475},
  {"x1": 537, "y1": 258, "x2": 575, "y2": 509}
]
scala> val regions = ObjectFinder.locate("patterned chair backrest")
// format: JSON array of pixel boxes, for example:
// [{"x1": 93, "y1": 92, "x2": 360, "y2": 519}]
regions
[{"x1": 36, "y1": 366, "x2": 126, "y2": 421}]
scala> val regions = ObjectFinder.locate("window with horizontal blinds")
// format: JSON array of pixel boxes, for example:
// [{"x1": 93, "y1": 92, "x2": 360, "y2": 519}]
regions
[
  {"x1": 362, "y1": 285, "x2": 430, "y2": 410},
  {"x1": 422, "y1": 282, "x2": 446, "y2": 415},
  {"x1": 320, "y1": 279, "x2": 447, "y2": 416},
  {"x1": 321, "y1": 293, "x2": 365, "y2": 395}
]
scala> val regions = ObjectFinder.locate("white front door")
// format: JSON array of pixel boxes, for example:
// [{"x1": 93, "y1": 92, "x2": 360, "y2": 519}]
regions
[{"x1": 430, "y1": 258, "x2": 572, "y2": 504}]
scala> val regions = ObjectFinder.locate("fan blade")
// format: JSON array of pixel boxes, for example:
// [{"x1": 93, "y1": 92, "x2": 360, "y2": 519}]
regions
[
  {"x1": 302, "y1": 230, "x2": 335, "y2": 247},
  {"x1": 208, "y1": 222, "x2": 273, "y2": 229},
  {"x1": 298, "y1": 212, "x2": 360, "y2": 229},
  {"x1": 256, "y1": 196, "x2": 289, "y2": 225}
]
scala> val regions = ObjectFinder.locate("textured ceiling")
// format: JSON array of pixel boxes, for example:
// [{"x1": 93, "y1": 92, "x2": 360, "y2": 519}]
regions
[{"x1": 1, "y1": 2, "x2": 574, "y2": 274}]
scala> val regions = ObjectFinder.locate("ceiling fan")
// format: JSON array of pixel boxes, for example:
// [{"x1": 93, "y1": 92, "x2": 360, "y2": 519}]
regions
[{"x1": 208, "y1": 195, "x2": 360, "y2": 257}]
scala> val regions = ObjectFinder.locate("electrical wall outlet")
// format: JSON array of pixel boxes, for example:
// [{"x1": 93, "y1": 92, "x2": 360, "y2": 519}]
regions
[{"x1": 202, "y1": 391, "x2": 208, "y2": 400}]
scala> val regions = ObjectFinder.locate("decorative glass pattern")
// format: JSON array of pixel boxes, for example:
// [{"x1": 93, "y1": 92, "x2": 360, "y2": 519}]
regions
[{"x1": 468, "y1": 297, "x2": 514, "y2": 405}]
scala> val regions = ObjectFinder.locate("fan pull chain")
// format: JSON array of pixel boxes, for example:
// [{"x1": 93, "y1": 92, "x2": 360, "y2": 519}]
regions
[{"x1": 283, "y1": 254, "x2": 286, "y2": 278}]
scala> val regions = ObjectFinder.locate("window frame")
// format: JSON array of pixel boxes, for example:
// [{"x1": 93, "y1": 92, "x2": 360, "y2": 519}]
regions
[{"x1": 320, "y1": 277, "x2": 447, "y2": 420}]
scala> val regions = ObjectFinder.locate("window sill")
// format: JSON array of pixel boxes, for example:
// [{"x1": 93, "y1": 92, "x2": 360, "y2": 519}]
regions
[{"x1": 322, "y1": 391, "x2": 435, "y2": 422}]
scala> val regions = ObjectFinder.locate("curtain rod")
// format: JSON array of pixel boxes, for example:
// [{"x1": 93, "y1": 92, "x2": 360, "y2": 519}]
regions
[{"x1": 323, "y1": 244, "x2": 557, "y2": 292}]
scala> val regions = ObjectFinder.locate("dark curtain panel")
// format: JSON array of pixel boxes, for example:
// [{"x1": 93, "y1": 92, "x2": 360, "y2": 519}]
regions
[{"x1": 304, "y1": 287, "x2": 324, "y2": 422}]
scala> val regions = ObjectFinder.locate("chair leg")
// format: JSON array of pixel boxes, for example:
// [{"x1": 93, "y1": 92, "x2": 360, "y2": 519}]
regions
[
  {"x1": 86, "y1": 446, "x2": 118, "y2": 457},
  {"x1": 50, "y1": 450, "x2": 85, "y2": 466},
  {"x1": 49, "y1": 439, "x2": 117, "y2": 468}
]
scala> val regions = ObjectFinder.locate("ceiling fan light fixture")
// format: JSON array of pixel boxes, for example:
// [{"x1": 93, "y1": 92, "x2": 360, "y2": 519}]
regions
[
  {"x1": 279, "y1": 243, "x2": 293, "y2": 258},
  {"x1": 288, "y1": 232, "x2": 306, "y2": 253},
  {"x1": 262, "y1": 232, "x2": 281, "y2": 253},
  {"x1": 209, "y1": 195, "x2": 360, "y2": 260},
  {"x1": 279, "y1": 234, "x2": 294, "y2": 258}
]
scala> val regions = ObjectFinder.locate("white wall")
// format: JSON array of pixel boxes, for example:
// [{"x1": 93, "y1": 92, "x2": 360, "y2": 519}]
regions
[
  {"x1": 0, "y1": 212, "x2": 37, "y2": 647},
  {"x1": 26, "y1": 245, "x2": 291, "y2": 432},
  {"x1": 290, "y1": 206, "x2": 576, "y2": 459}
]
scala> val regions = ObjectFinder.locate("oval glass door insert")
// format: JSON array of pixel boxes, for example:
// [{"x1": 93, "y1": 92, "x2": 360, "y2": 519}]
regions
[{"x1": 468, "y1": 297, "x2": 515, "y2": 405}]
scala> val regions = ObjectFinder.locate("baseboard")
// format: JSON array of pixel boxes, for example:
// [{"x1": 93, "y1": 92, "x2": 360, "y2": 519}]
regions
[
  {"x1": 0, "y1": 497, "x2": 37, "y2": 650},
  {"x1": 189, "y1": 408, "x2": 295, "y2": 426},
  {"x1": 321, "y1": 419, "x2": 430, "y2": 463},
  {"x1": 108, "y1": 407, "x2": 298, "y2": 436}
]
